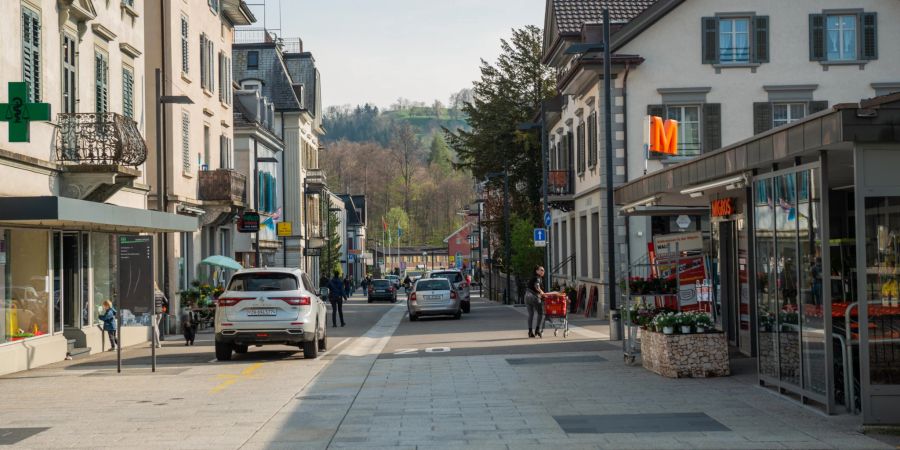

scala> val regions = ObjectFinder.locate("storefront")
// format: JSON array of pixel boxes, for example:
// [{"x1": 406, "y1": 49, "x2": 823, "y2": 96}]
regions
[
  {"x1": 615, "y1": 94, "x2": 900, "y2": 424},
  {"x1": 0, "y1": 196, "x2": 196, "y2": 376}
]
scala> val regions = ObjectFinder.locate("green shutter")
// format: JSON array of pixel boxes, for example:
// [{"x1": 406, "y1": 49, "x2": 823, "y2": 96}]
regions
[
  {"x1": 123, "y1": 68, "x2": 134, "y2": 119},
  {"x1": 809, "y1": 14, "x2": 826, "y2": 61},
  {"x1": 702, "y1": 103, "x2": 722, "y2": 154},
  {"x1": 701, "y1": 17, "x2": 719, "y2": 64},
  {"x1": 95, "y1": 52, "x2": 108, "y2": 114},
  {"x1": 22, "y1": 7, "x2": 41, "y2": 102},
  {"x1": 861, "y1": 12, "x2": 877, "y2": 60},
  {"x1": 753, "y1": 16, "x2": 770, "y2": 63},
  {"x1": 753, "y1": 102, "x2": 773, "y2": 134},
  {"x1": 808, "y1": 100, "x2": 829, "y2": 114}
]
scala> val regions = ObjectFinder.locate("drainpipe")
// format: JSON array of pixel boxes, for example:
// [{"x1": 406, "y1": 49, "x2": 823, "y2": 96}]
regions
[{"x1": 621, "y1": 63, "x2": 632, "y2": 276}]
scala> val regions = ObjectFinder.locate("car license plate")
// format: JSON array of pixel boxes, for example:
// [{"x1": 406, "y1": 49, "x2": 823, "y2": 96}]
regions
[
  {"x1": 247, "y1": 308, "x2": 277, "y2": 316},
  {"x1": 377, "y1": 290, "x2": 386, "y2": 293},
  {"x1": 426, "y1": 295, "x2": 442, "y2": 301}
]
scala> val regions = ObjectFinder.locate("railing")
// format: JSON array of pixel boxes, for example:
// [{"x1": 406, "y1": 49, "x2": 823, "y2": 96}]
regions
[
  {"x1": 305, "y1": 168, "x2": 327, "y2": 191},
  {"x1": 56, "y1": 113, "x2": 147, "y2": 166},
  {"x1": 198, "y1": 169, "x2": 247, "y2": 203},
  {"x1": 234, "y1": 28, "x2": 277, "y2": 44},
  {"x1": 548, "y1": 169, "x2": 573, "y2": 196},
  {"x1": 280, "y1": 38, "x2": 303, "y2": 54}
]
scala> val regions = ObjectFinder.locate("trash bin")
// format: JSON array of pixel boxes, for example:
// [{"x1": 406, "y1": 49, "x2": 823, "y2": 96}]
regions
[{"x1": 609, "y1": 309, "x2": 622, "y2": 341}]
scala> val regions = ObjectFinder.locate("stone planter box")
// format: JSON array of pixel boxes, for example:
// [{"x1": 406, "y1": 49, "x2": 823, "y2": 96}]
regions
[{"x1": 641, "y1": 330, "x2": 730, "y2": 378}]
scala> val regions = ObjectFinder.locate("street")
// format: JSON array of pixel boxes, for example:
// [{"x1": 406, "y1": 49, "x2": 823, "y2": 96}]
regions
[{"x1": 1, "y1": 294, "x2": 892, "y2": 449}]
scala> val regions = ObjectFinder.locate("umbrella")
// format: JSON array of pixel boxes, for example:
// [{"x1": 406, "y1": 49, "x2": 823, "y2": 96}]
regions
[{"x1": 200, "y1": 255, "x2": 243, "y2": 271}]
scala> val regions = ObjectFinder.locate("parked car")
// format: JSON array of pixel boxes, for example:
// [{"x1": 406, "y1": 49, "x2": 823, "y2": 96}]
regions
[
  {"x1": 385, "y1": 275, "x2": 401, "y2": 288},
  {"x1": 214, "y1": 268, "x2": 327, "y2": 361},
  {"x1": 427, "y1": 269, "x2": 471, "y2": 313},
  {"x1": 368, "y1": 279, "x2": 397, "y2": 303},
  {"x1": 406, "y1": 270, "x2": 424, "y2": 283},
  {"x1": 407, "y1": 278, "x2": 461, "y2": 321}
]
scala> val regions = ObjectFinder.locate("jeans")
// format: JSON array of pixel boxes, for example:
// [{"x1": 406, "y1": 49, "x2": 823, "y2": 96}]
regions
[
  {"x1": 525, "y1": 293, "x2": 543, "y2": 332},
  {"x1": 330, "y1": 298, "x2": 345, "y2": 326},
  {"x1": 107, "y1": 330, "x2": 118, "y2": 349}
]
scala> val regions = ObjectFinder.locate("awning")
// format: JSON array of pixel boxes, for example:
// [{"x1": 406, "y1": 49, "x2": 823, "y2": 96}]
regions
[
  {"x1": 620, "y1": 205, "x2": 710, "y2": 217},
  {"x1": 0, "y1": 196, "x2": 198, "y2": 233}
]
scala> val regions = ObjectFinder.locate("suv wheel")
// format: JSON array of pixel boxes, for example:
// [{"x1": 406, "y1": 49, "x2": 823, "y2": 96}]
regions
[
  {"x1": 234, "y1": 344, "x2": 249, "y2": 354},
  {"x1": 215, "y1": 342, "x2": 233, "y2": 361},
  {"x1": 318, "y1": 324, "x2": 328, "y2": 351},
  {"x1": 303, "y1": 336, "x2": 318, "y2": 359}
]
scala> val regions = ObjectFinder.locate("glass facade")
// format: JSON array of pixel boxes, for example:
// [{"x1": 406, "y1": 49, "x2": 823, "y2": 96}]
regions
[
  {"x1": 1, "y1": 229, "x2": 51, "y2": 344},
  {"x1": 861, "y1": 197, "x2": 900, "y2": 386}
]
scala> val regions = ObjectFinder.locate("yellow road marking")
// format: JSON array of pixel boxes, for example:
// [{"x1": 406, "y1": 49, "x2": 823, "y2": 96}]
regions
[{"x1": 210, "y1": 363, "x2": 263, "y2": 394}]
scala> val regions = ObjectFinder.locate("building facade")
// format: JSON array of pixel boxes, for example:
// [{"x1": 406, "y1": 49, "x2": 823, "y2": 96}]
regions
[{"x1": 340, "y1": 194, "x2": 367, "y2": 284}]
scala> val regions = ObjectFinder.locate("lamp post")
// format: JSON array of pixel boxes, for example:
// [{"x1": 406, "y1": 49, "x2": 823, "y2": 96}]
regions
[
  {"x1": 485, "y1": 171, "x2": 510, "y2": 304},
  {"x1": 254, "y1": 155, "x2": 279, "y2": 267}
]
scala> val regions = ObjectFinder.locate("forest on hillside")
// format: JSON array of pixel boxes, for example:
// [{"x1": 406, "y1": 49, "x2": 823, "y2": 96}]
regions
[{"x1": 320, "y1": 90, "x2": 476, "y2": 248}]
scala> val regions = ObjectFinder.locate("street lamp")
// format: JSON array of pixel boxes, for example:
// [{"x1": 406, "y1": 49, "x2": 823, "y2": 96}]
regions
[
  {"x1": 485, "y1": 171, "x2": 510, "y2": 304},
  {"x1": 567, "y1": 10, "x2": 619, "y2": 338}
]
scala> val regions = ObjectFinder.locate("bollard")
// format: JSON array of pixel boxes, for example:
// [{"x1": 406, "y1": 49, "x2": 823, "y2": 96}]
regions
[{"x1": 609, "y1": 309, "x2": 623, "y2": 341}]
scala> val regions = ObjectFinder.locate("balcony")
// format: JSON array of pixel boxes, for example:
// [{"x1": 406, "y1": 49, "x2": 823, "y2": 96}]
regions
[
  {"x1": 198, "y1": 169, "x2": 247, "y2": 205},
  {"x1": 548, "y1": 169, "x2": 574, "y2": 211},
  {"x1": 305, "y1": 168, "x2": 327, "y2": 193},
  {"x1": 55, "y1": 113, "x2": 146, "y2": 202}
]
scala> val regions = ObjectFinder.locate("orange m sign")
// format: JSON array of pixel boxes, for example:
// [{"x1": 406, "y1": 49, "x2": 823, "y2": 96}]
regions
[{"x1": 649, "y1": 115, "x2": 678, "y2": 155}]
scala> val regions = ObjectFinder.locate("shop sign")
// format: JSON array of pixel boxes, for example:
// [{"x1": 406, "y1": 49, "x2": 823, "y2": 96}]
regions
[
  {"x1": 304, "y1": 247, "x2": 321, "y2": 257},
  {"x1": 647, "y1": 115, "x2": 678, "y2": 155},
  {"x1": 653, "y1": 232, "x2": 703, "y2": 257},
  {"x1": 276, "y1": 221, "x2": 292, "y2": 237},
  {"x1": 238, "y1": 211, "x2": 260, "y2": 233},
  {"x1": 117, "y1": 236, "x2": 153, "y2": 316},
  {"x1": 711, "y1": 198, "x2": 735, "y2": 217}
]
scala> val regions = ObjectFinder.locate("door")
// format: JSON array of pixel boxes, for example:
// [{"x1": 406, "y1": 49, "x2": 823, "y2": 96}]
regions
[
  {"x1": 54, "y1": 232, "x2": 84, "y2": 330},
  {"x1": 717, "y1": 221, "x2": 740, "y2": 348}
]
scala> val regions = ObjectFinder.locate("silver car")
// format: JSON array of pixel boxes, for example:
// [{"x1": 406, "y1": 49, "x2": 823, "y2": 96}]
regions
[
  {"x1": 427, "y1": 270, "x2": 471, "y2": 313},
  {"x1": 408, "y1": 278, "x2": 461, "y2": 321},
  {"x1": 214, "y1": 268, "x2": 327, "y2": 361}
]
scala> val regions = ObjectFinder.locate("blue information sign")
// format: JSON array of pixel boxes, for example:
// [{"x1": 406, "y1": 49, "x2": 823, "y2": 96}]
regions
[{"x1": 544, "y1": 211, "x2": 552, "y2": 228}]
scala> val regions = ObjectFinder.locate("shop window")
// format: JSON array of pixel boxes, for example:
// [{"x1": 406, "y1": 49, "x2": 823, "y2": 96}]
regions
[
  {"x1": 1, "y1": 229, "x2": 51, "y2": 344},
  {"x1": 91, "y1": 234, "x2": 114, "y2": 326},
  {"x1": 862, "y1": 196, "x2": 900, "y2": 386}
]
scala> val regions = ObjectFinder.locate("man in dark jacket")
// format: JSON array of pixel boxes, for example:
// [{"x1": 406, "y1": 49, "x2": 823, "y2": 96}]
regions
[{"x1": 328, "y1": 271, "x2": 346, "y2": 327}]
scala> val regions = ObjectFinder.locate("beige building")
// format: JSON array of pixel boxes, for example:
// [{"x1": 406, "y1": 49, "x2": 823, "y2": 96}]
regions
[
  {"x1": 144, "y1": 0, "x2": 254, "y2": 311},
  {"x1": 0, "y1": 0, "x2": 195, "y2": 376}
]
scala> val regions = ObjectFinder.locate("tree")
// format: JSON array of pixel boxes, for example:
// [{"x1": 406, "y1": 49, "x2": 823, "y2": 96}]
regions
[
  {"x1": 432, "y1": 99, "x2": 444, "y2": 118},
  {"x1": 444, "y1": 26, "x2": 555, "y2": 223},
  {"x1": 509, "y1": 214, "x2": 545, "y2": 282},
  {"x1": 391, "y1": 123, "x2": 421, "y2": 213},
  {"x1": 385, "y1": 207, "x2": 410, "y2": 241},
  {"x1": 320, "y1": 204, "x2": 343, "y2": 277},
  {"x1": 427, "y1": 133, "x2": 453, "y2": 174}
]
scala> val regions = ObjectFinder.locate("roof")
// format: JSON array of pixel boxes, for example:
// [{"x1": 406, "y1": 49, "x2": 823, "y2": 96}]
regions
[
  {"x1": 553, "y1": 0, "x2": 657, "y2": 34},
  {"x1": 443, "y1": 222, "x2": 473, "y2": 244}
]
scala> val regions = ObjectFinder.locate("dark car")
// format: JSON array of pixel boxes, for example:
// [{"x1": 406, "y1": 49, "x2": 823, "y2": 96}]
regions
[{"x1": 368, "y1": 279, "x2": 398, "y2": 303}]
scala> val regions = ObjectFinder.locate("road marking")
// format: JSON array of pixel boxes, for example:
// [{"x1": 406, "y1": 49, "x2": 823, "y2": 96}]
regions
[
  {"x1": 340, "y1": 303, "x2": 406, "y2": 357},
  {"x1": 393, "y1": 347, "x2": 452, "y2": 355},
  {"x1": 209, "y1": 362, "x2": 263, "y2": 394},
  {"x1": 321, "y1": 338, "x2": 350, "y2": 355}
]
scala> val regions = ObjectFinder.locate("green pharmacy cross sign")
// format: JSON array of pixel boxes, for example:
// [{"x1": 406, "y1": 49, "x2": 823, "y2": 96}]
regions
[{"x1": 0, "y1": 82, "x2": 51, "y2": 142}]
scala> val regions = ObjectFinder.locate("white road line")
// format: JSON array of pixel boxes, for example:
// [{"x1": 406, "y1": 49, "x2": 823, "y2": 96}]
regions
[
  {"x1": 207, "y1": 358, "x2": 218, "y2": 363},
  {"x1": 321, "y1": 338, "x2": 350, "y2": 355},
  {"x1": 340, "y1": 303, "x2": 406, "y2": 357}
]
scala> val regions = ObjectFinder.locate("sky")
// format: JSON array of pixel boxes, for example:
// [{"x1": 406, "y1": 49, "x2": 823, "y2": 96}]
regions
[{"x1": 245, "y1": 0, "x2": 545, "y2": 109}]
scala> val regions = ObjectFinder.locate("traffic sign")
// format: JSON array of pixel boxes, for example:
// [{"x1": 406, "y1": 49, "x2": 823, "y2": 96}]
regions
[
  {"x1": 277, "y1": 221, "x2": 293, "y2": 237},
  {"x1": 544, "y1": 211, "x2": 552, "y2": 228},
  {"x1": 676, "y1": 215, "x2": 692, "y2": 229},
  {"x1": 534, "y1": 228, "x2": 547, "y2": 247}
]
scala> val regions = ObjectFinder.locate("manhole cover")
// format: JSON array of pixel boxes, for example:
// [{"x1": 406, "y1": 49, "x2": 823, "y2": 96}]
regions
[
  {"x1": 0, "y1": 428, "x2": 49, "y2": 445},
  {"x1": 554, "y1": 413, "x2": 730, "y2": 434},
  {"x1": 506, "y1": 355, "x2": 606, "y2": 365}
]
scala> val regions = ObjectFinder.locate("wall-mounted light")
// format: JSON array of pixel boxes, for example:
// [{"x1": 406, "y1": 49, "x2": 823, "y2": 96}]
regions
[{"x1": 680, "y1": 174, "x2": 748, "y2": 197}]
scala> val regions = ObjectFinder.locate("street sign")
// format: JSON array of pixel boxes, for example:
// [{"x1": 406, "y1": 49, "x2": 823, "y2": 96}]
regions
[
  {"x1": 544, "y1": 211, "x2": 552, "y2": 228},
  {"x1": 534, "y1": 228, "x2": 547, "y2": 247},
  {"x1": 349, "y1": 254, "x2": 356, "y2": 263},
  {"x1": 116, "y1": 235, "x2": 154, "y2": 373},
  {"x1": 277, "y1": 221, "x2": 293, "y2": 237},
  {"x1": 238, "y1": 211, "x2": 260, "y2": 233},
  {"x1": 676, "y1": 215, "x2": 692, "y2": 229},
  {"x1": 304, "y1": 247, "x2": 322, "y2": 257},
  {"x1": 0, "y1": 82, "x2": 51, "y2": 142}
]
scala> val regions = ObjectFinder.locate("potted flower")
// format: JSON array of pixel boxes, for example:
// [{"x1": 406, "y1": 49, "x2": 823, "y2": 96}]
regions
[
  {"x1": 675, "y1": 312, "x2": 693, "y2": 334},
  {"x1": 653, "y1": 312, "x2": 677, "y2": 335},
  {"x1": 693, "y1": 312, "x2": 713, "y2": 333}
]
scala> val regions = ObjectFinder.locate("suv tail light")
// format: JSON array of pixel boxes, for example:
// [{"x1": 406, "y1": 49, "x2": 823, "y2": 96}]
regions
[
  {"x1": 410, "y1": 292, "x2": 416, "y2": 302},
  {"x1": 389, "y1": 286, "x2": 395, "y2": 292},
  {"x1": 450, "y1": 291, "x2": 458, "y2": 299},
  {"x1": 218, "y1": 297, "x2": 253, "y2": 307},
  {"x1": 272, "y1": 297, "x2": 311, "y2": 306}
]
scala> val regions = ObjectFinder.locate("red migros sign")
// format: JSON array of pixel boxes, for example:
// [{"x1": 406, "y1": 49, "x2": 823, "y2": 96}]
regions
[{"x1": 711, "y1": 198, "x2": 735, "y2": 217}]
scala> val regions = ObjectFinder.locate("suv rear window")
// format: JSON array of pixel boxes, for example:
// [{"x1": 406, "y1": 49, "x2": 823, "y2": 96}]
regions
[
  {"x1": 373, "y1": 280, "x2": 390, "y2": 288},
  {"x1": 416, "y1": 279, "x2": 451, "y2": 291},
  {"x1": 227, "y1": 273, "x2": 298, "y2": 292},
  {"x1": 430, "y1": 272, "x2": 462, "y2": 283}
]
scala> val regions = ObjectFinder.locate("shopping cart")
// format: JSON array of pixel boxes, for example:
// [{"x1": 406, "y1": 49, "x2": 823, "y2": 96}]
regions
[{"x1": 542, "y1": 292, "x2": 569, "y2": 338}]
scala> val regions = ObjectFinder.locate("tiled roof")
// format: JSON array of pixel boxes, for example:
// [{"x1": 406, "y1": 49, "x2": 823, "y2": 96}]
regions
[{"x1": 553, "y1": 0, "x2": 658, "y2": 34}]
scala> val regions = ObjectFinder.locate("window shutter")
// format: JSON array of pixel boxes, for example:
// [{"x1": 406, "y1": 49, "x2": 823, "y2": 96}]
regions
[
  {"x1": 861, "y1": 12, "x2": 877, "y2": 60},
  {"x1": 702, "y1": 103, "x2": 722, "y2": 154},
  {"x1": 22, "y1": 8, "x2": 41, "y2": 102},
  {"x1": 209, "y1": 42, "x2": 216, "y2": 93},
  {"x1": 808, "y1": 100, "x2": 828, "y2": 114},
  {"x1": 809, "y1": 14, "x2": 826, "y2": 61},
  {"x1": 753, "y1": 16, "x2": 769, "y2": 63},
  {"x1": 199, "y1": 35, "x2": 207, "y2": 88},
  {"x1": 181, "y1": 18, "x2": 189, "y2": 74},
  {"x1": 753, "y1": 103, "x2": 772, "y2": 134},
  {"x1": 647, "y1": 104, "x2": 665, "y2": 118},
  {"x1": 182, "y1": 113, "x2": 191, "y2": 172},
  {"x1": 701, "y1": 17, "x2": 719, "y2": 64}
]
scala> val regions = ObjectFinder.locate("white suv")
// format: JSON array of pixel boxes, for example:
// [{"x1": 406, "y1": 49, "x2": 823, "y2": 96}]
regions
[{"x1": 214, "y1": 268, "x2": 327, "y2": 361}]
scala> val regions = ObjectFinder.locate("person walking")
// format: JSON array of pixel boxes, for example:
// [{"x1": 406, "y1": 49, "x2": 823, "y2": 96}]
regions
[
  {"x1": 99, "y1": 300, "x2": 118, "y2": 351},
  {"x1": 328, "y1": 271, "x2": 347, "y2": 327},
  {"x1": 182, "y1": 308, "x2": 199, "y2": 346},
  {"x1": 525, "y1": 266, "x2": 546, "y2": 338},
  {"x1": 343, "y1": 276, "x2": 352, "y2": 299}
]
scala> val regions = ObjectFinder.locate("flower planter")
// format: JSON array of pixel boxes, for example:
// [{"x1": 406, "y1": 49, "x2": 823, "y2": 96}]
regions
[
  {"x1": 662, "y1": 326, "x2": 674, "y2": 335},
  {"x1": 680, "y1": 325, "x2": 692, "y2": 334},
  {"x1": 640, "y1": 330, "x2": 730, "y2": 378},
  {"x1": 696, "y1": 326, "x2": 706, "y2": 333}
]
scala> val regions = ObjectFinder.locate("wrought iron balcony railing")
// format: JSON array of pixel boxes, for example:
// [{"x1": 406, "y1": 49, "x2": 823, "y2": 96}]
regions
[
  {"x1": 56, "y1": 113, "x2": 147, "y2": 166},
  {"x1": 549, "y1": 170, "x2": 573, "y2": 196},
  {"x1": 198, "y1": 169, "x2": 247, "y2": 204},
  {"x1": 305, "y1": 168, "x2": 327, "y2": 192}
]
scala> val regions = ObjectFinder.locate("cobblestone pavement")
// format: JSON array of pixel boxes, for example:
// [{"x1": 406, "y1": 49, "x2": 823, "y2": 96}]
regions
[{"x1": 0, "y1": 295, "x2": 893, "y2": 449}]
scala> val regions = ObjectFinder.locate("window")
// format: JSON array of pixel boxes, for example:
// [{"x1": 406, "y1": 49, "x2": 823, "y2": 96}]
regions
[
  {"x1": 247, "y1": 51, "x2": 259, "y2": 70},
  {"x1": 122, "y1": 0, "x2": 134, "y2": 7},
  {"x1": 122, "y1": 66, "x2": 134, "y2": 119},
  {"x1": 826, "y1": 15, "x2": 857, "y2": 61},
  {"x1": 666, "y1": 105, "x2": 701, "y2": 157},
  {"x1": 587, "y1": 111, "x2": 598, "y2": 168},
  {"x1": 772, "y1": 103, "x2": 806, "y2": 128},
  {"x1": 180, "y1": 15, "x2": 189, "y2": 74},
  {"x1": 719, "y1": 18, "x2": 750, "y2": 63},
  {"x1": 22, "y1": 6, "x2": 41, "y2": 102},
  {"x1": 94, "y1": 51, "x2": 108, "y2": 114},
  {"x1": 218, "y1": 52, "x2": 232, "y2": 104},
  {"x1": 576, "y1": 121, "x2": 586, "y2": 174},
  {"x1": 219, "y1": 135, "x2": 232, "y2": 169},
  {"x1": 810, "y1": 12, "x2": 877, "y2": 62},
  {"x1": 203, "y1": 125, "x2": 210, "y2": 169},
  {"x1": 200, "y1": 34, "x2": 214, "y2": 91},
  {"x1": 62, "y1": 33, "x2": 76, "y2": 113},
  {"x1": 181, "y1": 111, "x2": 191, "y2": 173},
  {"x1": 208, "y1": 0, "x2": 219, "y2": 14},
  {"x1": 702, "y1": 15, "x2": 768, "y2": 65}
]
